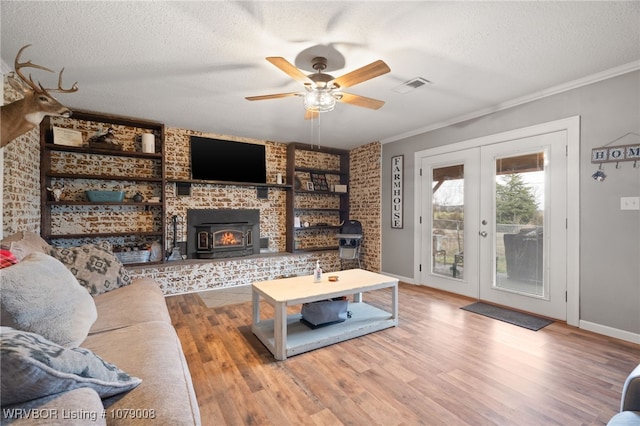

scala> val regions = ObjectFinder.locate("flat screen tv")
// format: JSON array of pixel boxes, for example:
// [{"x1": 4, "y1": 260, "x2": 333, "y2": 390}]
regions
[{"x1": 190, "y1": 136, "x2": 266, "y2": 184}]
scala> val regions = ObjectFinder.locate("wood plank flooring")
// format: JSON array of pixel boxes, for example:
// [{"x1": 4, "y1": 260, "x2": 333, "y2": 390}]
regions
[{"x1": 166, "y1": 283, "x2": 639, "y2": 426}]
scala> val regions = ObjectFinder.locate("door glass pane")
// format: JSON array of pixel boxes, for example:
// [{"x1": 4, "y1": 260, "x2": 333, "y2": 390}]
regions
[
  {"x1": 494, "y1": 152, "x2": 545, "y2": 296},
  {"x1": 432, "y1": 164, "x2": 464, "y2": 279}
]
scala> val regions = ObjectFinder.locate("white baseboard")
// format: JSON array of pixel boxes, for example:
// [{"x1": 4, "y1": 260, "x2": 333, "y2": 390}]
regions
[
  {"x1": 376, "y1": 275, "x2": 639, "y2": 344},
  {"x1": 579, "y1": 320, "x2": 640, "y2": 344},
  {"x1": 380, "y1": 271, "x2": 414, "y2": 284}
]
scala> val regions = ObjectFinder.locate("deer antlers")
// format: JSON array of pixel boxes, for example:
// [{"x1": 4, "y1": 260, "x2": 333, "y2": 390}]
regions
[
  {"x1": 13, "y1": 44, "x2": 78, "y2": 95},
  {"x1": 1, "y1": 44, "x2": 79, "y2": 148}
]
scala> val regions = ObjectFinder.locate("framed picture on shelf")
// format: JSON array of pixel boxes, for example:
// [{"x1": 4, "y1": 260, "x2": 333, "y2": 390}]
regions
[
  {"x1": 310, "y1": 173, "x2": 329, "y2": 191},
  {"x1": 53, "y1": 127, "x2": 83, "y2": 147},
  {"x1": 306, "y1": 181, "x2": 314, "y2": 191}
]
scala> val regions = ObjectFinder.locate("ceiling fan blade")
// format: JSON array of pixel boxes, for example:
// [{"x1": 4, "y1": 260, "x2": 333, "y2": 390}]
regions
[
  {"x1": 245, "y1": 92, "x2": 300, "y2": 101},
  {"x1": 330, "y1": 60, "x2": 390, "y2": 88},
  {"x1": 338, "y1": 92, "x2": 385, "y2": 110},
  {"x1": 266, "y1": 57, "x2": 314, "y2": 86},
  {"x1": 304, "y1": 109, "x2": 319, "y2": 120}
]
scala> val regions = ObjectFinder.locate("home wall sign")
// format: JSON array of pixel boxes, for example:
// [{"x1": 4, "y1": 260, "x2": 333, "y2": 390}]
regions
[
  {"x1": 591, "y1": 132, "x2": 640, "y2": 165},
  {"x1": 591, "y1": 144, "x2": 640, "y2": 163},
  {"x1": 391, "y1": 155, "x2": 403, "y2": 229}
]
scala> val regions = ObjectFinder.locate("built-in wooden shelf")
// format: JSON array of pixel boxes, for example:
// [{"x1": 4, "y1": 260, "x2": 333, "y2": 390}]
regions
[
  {"x1": 294, "y1": 208, "x2": 347, "y2": 212},
  {"x1": 294, "y1": 189, "x2": 346, "y2": 196},
  {"x1": 294, "y1": 166, "x2": 346, "y2": 176},
  {"x1": 286, "y1": 143, "x2": 349, "y2": 253},
  {"x1": 40, "y1": 110, "x2": 166, "y2": 252},
  {"x1": 43, "y1": 143, "x2": 162, "y2": 159},
  {"x1": 47, "y1": 231, "x2": 163, "y2": 239},
  {"x1": 167, "y1": 178, "x2": 291, "y2": 189},
  {"x1": 295, "y1": 225, "x2": 342, "y2": 231},
  {"x1": 46, "y1": 172, "x2": 163, "y2": 182},
  {"x1": 46, "y1": 201, "x2": 163, "y2": 206},
  {"x1": 292, "y1": 246, "x2": 340, "y2": 252}
]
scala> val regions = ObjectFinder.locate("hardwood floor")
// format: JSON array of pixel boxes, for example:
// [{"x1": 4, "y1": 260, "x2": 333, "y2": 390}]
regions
[{"x1": 166, "y1": 283, "x2": 639, "y2": 426}]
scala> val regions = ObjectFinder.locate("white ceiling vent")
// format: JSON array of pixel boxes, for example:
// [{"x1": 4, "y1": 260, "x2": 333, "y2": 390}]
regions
[{"x1": 392, "y1": 77, "x2": 432, "y2": 94}]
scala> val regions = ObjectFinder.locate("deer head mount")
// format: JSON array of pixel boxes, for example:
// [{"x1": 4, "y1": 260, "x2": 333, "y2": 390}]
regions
[{"x1": 1, "y1": 44, "x2": 78, "y2": 148}]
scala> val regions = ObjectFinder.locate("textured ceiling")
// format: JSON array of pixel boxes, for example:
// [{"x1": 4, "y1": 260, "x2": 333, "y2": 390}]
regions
[{"x1": 1, "y1": 1, "x2": 639, "y2": 149}]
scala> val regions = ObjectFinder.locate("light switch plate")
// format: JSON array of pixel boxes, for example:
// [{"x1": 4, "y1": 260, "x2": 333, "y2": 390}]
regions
[{"x1": 620, "y1": 196, "x2": 640, "y2": 210}]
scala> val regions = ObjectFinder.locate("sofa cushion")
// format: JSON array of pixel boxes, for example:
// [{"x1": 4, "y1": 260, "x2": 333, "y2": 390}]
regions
[
  {"x1": 0, "y1": 231, "x2": 51, "y2": 261},
  {"x1": 82, "y1": 321, "x2": 201, "y2": 425},
  {"x1": 48, "y1": 241, "x2": 132, "y2": 296},
  {"x1": 0, "y1": 327, "x2": 142, "y2": 407},
  {"x1": 607, "y1": 411, "x2": 640, "y2": 425},
  {"x1": 0, "y1": 252, "x2": 97, "y2": 347},
  {"x1": 89, "y1": 278, "x2": 172, "y2": 334},
  {"x1": 1, "y1": 387, "x2": 106, "y2": 426}
]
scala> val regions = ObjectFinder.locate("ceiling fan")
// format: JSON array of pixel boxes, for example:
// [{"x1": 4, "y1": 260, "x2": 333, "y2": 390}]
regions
[{"x1": 246, "y1": 56, "x2": 390, "y2": 119}]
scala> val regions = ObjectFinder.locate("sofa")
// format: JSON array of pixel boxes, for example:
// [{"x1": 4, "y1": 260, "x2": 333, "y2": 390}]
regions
[
  {"x1": 0, "y1": 231, "x2": 201, "y2": 425},
  {"x1": 608, "y1": 364, "x2": 640, "y2": 425}
]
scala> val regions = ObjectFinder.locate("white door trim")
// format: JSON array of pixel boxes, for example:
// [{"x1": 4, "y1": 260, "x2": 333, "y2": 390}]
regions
[
  {"x1": 414, "y1": 116, "x2": 580, "y2": 326},
  {"x1": 420, "y1": 149, "x2": 481, "y2": 298}
]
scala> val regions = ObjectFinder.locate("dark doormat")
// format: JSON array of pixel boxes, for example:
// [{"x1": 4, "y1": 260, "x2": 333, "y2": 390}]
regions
[{"x1": 461, "y1": 302, "x2": 553, "y2": 331}]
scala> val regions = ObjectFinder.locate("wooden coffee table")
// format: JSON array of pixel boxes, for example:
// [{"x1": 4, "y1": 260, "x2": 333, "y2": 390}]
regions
[{"x1": 252, "y1": 268, "x2": 398, "y2": 360}]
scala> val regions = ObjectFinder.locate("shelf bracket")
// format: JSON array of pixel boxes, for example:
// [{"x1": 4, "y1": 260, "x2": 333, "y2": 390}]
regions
[
  {"x1": 176, "y1": 182, "x2": 191, "y2": 196},
  {"x1": 257, "y1": 186, "x2": 268, "y2": 199}
]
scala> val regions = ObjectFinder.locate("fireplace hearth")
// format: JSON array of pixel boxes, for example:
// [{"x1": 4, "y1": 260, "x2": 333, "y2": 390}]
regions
[{"x1": 187, "y1": 209, "x2": 260, "y2": 259}]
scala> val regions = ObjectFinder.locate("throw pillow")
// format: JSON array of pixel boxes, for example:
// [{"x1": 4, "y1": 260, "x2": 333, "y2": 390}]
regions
[
  {"x1": 0, "y1": 327, "x2": 142, "y2": 406},
  {"x1": 0, "y1": 249, "x2": 18, "y2": 269},
  {"x1": 0, "y1": 252, "x2": 97, "y2": 347},
  {"x1": 0, "y1": 231, "x2": 51, "y2": 261},
  {"x1": 48, "y1": 241, "x2": 132, "y2": 296}
]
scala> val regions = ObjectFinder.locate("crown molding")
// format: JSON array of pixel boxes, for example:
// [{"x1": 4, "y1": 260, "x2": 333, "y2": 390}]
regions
[{"x1": 382, "y1": 60, "x2": 640, "y2": 144}]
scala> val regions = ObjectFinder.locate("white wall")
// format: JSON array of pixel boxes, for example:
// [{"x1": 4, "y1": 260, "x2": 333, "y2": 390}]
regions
[{"x1": 381, "y1": 71, "x2": 640, "y2": 337}]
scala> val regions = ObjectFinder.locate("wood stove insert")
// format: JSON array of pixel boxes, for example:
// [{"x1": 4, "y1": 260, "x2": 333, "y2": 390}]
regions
[{"x1": 187, "y1": 209, "x2": 260, "y2": 259}]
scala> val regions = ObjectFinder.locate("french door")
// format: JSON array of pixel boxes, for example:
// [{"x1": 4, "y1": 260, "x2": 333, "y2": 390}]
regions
[
  {"x1": 421, "y1": 131, "x2": 567, "y2": 320},
  {"x1": 421, "y1": 149, "x2": 480, "y2": 299}
]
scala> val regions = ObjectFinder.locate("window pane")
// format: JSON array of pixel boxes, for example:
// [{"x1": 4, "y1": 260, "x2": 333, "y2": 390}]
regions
[
  {"x1": 432, "y1": 165, "x2": 464, "y2": 279},
  {"x1": 494, "y1": 152, "x2": 545, "y2": 296}
]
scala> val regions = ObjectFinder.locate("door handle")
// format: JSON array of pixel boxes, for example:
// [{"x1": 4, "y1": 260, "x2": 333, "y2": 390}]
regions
[{"x1": 479, "y1": 231, "x2": 488, "y2": 237}]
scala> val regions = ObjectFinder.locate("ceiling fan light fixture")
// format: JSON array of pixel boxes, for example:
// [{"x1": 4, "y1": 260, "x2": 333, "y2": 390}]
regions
[
  {"x1": 304, "y1": 89, "x2": 336, "y2": 112},
  {"x1": 248, "y1": 55, "x2": 389, "y2": 116}
]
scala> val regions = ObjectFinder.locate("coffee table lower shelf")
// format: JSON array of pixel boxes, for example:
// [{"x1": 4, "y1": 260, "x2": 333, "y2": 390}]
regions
[{"x1": 252, "y1": 302, "x2": 397, "y2": 359}]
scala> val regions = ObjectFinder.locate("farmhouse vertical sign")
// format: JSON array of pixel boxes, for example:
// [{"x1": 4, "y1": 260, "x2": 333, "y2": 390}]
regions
[{"x1": 391, "y1": 155, "x2": 403, "y2": 229}]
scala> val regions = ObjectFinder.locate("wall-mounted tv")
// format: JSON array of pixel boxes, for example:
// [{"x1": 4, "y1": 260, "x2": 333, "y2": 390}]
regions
[{"x1": 190, "y1": 136, "x2": 266, "y2": 184}]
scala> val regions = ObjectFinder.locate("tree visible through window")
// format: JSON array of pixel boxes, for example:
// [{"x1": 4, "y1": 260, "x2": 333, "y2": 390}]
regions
[{"x1": 496, "y1": 174, "x2": 539, "y2": 225}]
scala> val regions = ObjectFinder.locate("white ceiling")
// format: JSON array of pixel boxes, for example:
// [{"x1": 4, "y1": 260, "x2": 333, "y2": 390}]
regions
[{"x1": 1, "y1": 1, "x2": 639, "y2": 150}]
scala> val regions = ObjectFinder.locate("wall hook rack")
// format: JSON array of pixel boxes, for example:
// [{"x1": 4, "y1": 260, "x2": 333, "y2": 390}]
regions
[{"x1": 591, "y1": 132, "x2": 640, "y2": 165}]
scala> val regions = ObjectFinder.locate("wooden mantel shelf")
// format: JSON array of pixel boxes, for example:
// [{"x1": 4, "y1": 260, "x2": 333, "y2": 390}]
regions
[{"x1": 167, "y1": 178, "x2": 291, "y2": 189}]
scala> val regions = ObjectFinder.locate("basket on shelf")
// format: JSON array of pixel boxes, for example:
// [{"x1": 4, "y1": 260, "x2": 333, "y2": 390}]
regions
[
  {"x1": 85, "y1": 190, "x2": 125, "y2": 202},
  {"x1": 115, "y1": 250, "x2": 151, "y2": 264}
]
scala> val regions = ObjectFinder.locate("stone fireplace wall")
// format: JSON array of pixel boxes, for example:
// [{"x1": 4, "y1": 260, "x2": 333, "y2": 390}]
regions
[
  {"x1": 2, "y1": 76, "x2": 41, "y2": 236},
  {"x1": 2, "y1": 73, "x2": 383, "y2": 293},
  {"x1": 349, "y1": 142, "x2": 382, "y2": 272},
  {"x1": 164, "y1": 127, "x2": 288, "y2": 253},
  {"x1": 129, "y1": 251, "x2": 342, "y2": 295}
]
